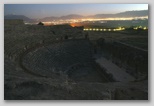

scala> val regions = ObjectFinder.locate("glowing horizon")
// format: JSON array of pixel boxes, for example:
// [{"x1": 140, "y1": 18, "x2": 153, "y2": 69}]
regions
[{"x1": 37, "y1": 16, "x2": 148, "y2": 26}]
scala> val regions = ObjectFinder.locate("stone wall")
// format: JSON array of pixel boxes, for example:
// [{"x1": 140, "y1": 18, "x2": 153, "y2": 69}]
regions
[{"x1": 96, "y1": 40, "x2": 148, "y2": 78}]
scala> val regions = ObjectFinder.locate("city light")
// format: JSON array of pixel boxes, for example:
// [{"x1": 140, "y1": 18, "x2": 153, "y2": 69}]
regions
[
  {"x1": 108, "y1": 29, "x2": 111, "y2": 31},
  {"x1": 83, "y1": 26, "x2": 148, "y2": 32},
  {"x1": 134, "y1": 27, "x2": 138, "y2": 30},
  {"x1": 36, "y1": 16, "x2": 148, "y2": 26},
  {"x1": 143, "y1": 27, "x2": 147, "y2": 30}
]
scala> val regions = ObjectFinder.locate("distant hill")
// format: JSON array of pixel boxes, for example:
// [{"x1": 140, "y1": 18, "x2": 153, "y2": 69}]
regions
[
  {"x1": 4, "y1": 10, "x2": 148, "y2": 22},
  {"x1": 40, "y1": 10, "x2": 148, "y2": 21},
  {"x1": 60, "y1": 14, "x2": 83, "y2": 19},
  {"x1": 115, "y1": 10, "x2": 148, "y2": 17},
  {"x1": 39, "y1": 16, "x2": 59, "y2": 21},
  {"x1": 39, "y1": 14, "x2": 83, "y2": 21},
  {"x1": 89, "y1": 10, "x2": 148, "y2": 18},
  {"x1": 4, "y1": 14, "x2": 37, "y2": 23}
]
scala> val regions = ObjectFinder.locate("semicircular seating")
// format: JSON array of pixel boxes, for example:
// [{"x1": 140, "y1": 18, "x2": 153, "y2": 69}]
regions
[{"x1": 22, "y1": 39, "x2": 93, "y2": 77}]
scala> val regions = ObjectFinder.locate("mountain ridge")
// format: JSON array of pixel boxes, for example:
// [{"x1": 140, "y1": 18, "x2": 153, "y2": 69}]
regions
[{"x1": 4, "y1": 10, "x2": 148, "y2": 22}]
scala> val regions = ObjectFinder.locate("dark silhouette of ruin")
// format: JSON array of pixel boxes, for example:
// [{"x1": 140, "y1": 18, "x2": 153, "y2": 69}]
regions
[
  {"x1": 95, "y1": 39, "x2": 148, "y2": 79},
  {"x1": 64, "y1": 35, "x2": 68, "y2": 39},
  {"x1": 37, "y1": 22, "x2": 44, "y2": 25},
  {"x1": 4, "y1": 19, "x2": 148, "y2": 100},
  {"x1": 85, "y1": 32, "x2": 89, "y2": 39}
]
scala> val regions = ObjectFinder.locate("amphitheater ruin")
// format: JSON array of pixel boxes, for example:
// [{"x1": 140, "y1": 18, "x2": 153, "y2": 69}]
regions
[{"x1": 4, "y1": 19, "x2": 148, "y2": 100}]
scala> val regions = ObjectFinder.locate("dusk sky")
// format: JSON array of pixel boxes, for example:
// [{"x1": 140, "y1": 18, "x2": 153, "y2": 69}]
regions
[{"x1": 4, "y1": 4, "x2": 148, "y2": 19}]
